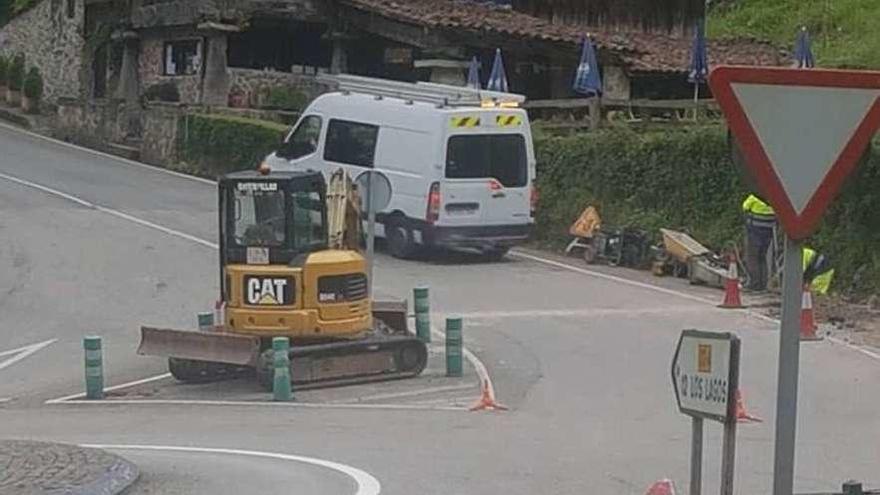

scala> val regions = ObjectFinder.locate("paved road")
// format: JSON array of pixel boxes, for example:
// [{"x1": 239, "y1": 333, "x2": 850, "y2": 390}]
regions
[{"x1": 1, "y1": 122, "x2": 879, "y2": 494}]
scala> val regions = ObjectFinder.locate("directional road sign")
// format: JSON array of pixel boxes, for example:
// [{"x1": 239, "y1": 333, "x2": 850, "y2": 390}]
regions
[
  {"x1": 709, "y1": 67, "x2": 880, "y2": 239},
  {"x1": 671, "y1": 330, "x2": 740, "y2": 423}
]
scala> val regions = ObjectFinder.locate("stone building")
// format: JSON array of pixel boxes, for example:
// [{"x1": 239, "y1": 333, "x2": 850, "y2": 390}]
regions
[
  {"x1": 0, "y1": 0, "x2": 86, "y2": 102},
  {"x1": 0, "y1": 0, "x2": 784, "y2": 108}
]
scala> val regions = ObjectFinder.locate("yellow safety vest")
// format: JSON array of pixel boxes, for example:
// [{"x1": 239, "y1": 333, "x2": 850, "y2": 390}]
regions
[
  {"x1": 742, "y1": 195, "x2": 775, "y2": 216},
  {"x1": 803, "y1": 247, "x2": 834, "y2": 295}
]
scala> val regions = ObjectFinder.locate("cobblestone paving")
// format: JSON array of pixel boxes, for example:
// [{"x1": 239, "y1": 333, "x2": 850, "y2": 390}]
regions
[{"x1": 0, "y1": 440, "x2": 137, "y2": 495}]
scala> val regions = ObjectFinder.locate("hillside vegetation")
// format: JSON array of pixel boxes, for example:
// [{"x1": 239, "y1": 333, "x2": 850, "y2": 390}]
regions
[{"x1": 709, "y1": 0, "x2": 880, "y2": 69}]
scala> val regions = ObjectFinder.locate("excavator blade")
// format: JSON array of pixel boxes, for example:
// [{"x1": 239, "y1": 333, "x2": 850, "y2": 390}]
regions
[{"x1": 138, "y1": 327, "x2": 261, "y2": 366}]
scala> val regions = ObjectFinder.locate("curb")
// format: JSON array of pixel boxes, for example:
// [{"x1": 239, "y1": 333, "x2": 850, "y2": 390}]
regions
[
  {"x1": 0, "y1": 441, "x2": 139, "y2": 495},
  {"x1": 47, "y1": 457, "x2": 140, "y2": 495},
  {"x1": 0, "y1": 106, "x2": 34, "y2": 128}
]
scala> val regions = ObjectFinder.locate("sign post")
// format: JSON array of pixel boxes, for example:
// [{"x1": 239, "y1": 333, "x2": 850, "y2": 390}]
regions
[
  {"x1": 709, "y1": 66, "x2": 880, "y2": 495},
  {"x1": 355, "y1": 171, "x2": 392, "y2": 296},
  {"x1": 672, "y1": 330, "x2": 741, "y2": 495}
]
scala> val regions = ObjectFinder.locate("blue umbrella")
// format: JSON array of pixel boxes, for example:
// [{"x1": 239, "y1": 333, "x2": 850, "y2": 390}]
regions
[
  {"x1": 573, "y1": 36, "x2": 602, "y2": 96},
  {"x1": 486, "y1": 49, "x2": 509, "y2": 93},
  {"x1": 467, "y1": 56, "x2": 481, "y2": 90},
  {"x1": 688, "y1": 21, "x2": 709, "y2": 85},
  {"x1": 794, "y1": 27, "x2": 815, "y2": 68}
]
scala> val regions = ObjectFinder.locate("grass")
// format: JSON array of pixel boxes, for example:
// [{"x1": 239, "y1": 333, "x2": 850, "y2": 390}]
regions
[{"x1": 708, "y1": 0, "x2": 880, "y2": 69}]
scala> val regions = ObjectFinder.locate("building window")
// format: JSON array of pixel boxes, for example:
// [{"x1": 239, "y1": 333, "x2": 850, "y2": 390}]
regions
[
  {"x1": 66, "y1": 0, "x2": 75, "y2": 18},
  {"x1": 323, "y1": 120, "x2": 379, "y2": 168},
  {"x1": 163, "y1": 40, "x2": 202, "y2": 76}
]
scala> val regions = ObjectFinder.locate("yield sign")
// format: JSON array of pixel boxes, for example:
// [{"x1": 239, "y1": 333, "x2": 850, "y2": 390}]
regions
[{"x1": 710, "y1": 67, "x2": 880, "y2": 239}]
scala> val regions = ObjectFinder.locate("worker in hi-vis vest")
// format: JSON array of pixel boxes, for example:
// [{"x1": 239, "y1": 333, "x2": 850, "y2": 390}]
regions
[
  {"x1": 742, "y1": 194, "x2": 776, "y2": 291},
  {"x1": 803, "y1": 247, "x2": 834, "y2": 295}
]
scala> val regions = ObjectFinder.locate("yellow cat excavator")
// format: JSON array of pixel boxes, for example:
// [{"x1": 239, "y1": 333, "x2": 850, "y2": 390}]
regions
[{"x1": 137, "y1": 168, "x2": 427, "y2": 388}]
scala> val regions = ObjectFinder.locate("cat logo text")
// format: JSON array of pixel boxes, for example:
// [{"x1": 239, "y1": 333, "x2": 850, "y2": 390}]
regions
[{"x1": 245, "y1": 276, "x2": 294, "y2": 305}]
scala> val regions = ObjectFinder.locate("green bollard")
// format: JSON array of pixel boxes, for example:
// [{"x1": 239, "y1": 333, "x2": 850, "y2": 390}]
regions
[
  {"x1": 272, "y1": 337, "x2": 292, "y2": 401},
  {"x1": 197, "y1": 312, "x2": 214, "y2": 332},
  {"x1": 445, "y1": 317, "x2": 463, "y2": 377},
  {"x1": 414, "y1": 286, "x2": 431, "y2": 343},
  {"x1": 83, "y1": 336, "x2": 104, "y2": 400}
]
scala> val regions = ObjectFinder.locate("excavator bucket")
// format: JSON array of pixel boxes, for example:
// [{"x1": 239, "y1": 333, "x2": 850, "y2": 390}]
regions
[{"x1": 138, "y1": 327, "x2": 261, "y2": 366}]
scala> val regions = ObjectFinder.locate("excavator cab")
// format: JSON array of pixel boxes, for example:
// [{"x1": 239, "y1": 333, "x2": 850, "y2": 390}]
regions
[
  {"x1": 219, "y1": 171, "x2": 328, "y2": 270},
  {"x1": 138, "y1": 169, "x2": 427, "y2": 389}
]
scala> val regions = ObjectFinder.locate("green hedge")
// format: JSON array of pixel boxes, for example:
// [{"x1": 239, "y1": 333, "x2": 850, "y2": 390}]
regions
[
  {"x1": 534, "y1": 125, "x2": 880, "y2": 295},
  {"x1": 178, "y1": 113, "x2": 287, "y2": 177}
]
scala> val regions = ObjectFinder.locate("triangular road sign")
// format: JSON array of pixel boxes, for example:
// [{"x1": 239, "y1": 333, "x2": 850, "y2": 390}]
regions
[{"x1": 710, "y1": 66, "x2": 880, "y2": 239}]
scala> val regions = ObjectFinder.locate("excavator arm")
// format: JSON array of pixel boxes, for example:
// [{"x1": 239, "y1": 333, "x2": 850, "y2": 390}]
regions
[{"x1": 326, "y1": 168, "x2": 363, "y2": 251}]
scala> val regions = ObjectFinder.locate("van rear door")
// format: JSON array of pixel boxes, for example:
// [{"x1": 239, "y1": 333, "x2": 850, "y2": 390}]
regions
[{"x1": 442, "y1": 133, "x2": 530, "y2": 226}]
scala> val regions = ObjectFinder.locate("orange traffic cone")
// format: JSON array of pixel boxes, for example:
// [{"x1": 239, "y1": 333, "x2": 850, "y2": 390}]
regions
[
  {"x1": 800, "y1": 285, "x2": 823, "y2": 341},
  {"x1": 735, "y1": 389, "x2": 762, "y2": 423},
  {"x1": 469, "y1": 380, "x2": 508, "y2": 412},
  {"x1": 644, "y1": 479, "x2": 677, "y2": 495},
  {"x1": 719, "y1": 253, "x2": 744, "y2": 309}
]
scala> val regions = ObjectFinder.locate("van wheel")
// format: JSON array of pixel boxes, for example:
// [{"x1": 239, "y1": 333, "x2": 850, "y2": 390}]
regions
[
  {"x1": 387, "y1": 221, "x2": 416, "y2": 259},
  {"x1": 483, "y1": 246, "x2": 510, "y2": 261}
]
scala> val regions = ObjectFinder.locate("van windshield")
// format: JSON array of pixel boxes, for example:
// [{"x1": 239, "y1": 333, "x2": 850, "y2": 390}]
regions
[{"x1": 445, "y1": 134, "x2": 528, "y2": 188}]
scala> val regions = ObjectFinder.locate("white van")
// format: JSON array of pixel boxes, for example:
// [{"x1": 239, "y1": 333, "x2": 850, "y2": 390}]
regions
[{"x1": 264, "y1": 75, "x2": 536, "y2": 260}]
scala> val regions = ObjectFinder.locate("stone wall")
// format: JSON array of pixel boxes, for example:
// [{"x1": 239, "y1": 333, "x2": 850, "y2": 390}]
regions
[
  {"x1": 141, "y1": 103, "x2": 183, "y2": 165},
  {"x1": 139, "y1": 28, "x2": 204, "y2": 104},
  {"x1": 228, "y1": 68, "x2": 331, "y2": 108},
  {"x1": 53, "y1": 98, "x2": 124, "y2": 146},
  {"x1": 0, "y1": 0, "x2": 86, "y2": 102}
]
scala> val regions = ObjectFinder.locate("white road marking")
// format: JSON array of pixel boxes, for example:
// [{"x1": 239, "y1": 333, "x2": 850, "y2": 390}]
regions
[
  {"x1": 511, "y1": 250, "x2": 880, "y2": 365},
  {"x1": 0, "y1": 122, "x2": 216, "y2": 185},
  {"x1": 511, "y1": 250, "x2": 717, "y2": 305},
  {"x1": 329, "y1": 383, "x2": 476, "y2": 404},
  {"x1": 429, "y1": 323, "x2": 496, "y2": 402},
  {"x1": 0, "y1": 339, "x2": 57, "y2": 371},
  {"x1": 54, "y1": 398, "x2": 467, "y2": 412},
  {"x1": 82, "y1": 444, "x2": 381, "y2": 495},
  {"x1": 448, "y1": 306, "x2": 709, "y2": 320},
  {"x1": 0, "y1": 398, "x2": 12, "y2": 404},
  {"x1": 0, "y1": 172, "x2": 218, "y2": 249},
  {"x1": 46, "y1": 373, "x2": 173, "y2": 404}
]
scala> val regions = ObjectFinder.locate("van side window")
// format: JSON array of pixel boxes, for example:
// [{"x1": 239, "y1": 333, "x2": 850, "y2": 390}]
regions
[
  {"x1": 324, "y1": 119, "x2": 379, "y2": 168},
  {"x1": 279, "y1": 115, "x2": 322, "y2": 160}
]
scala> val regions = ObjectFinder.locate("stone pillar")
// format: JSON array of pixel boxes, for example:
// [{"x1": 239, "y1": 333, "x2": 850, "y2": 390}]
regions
[
  {"x1": 114, "y1": 31, "x2": 140, "y2": 104},
  {"x1": 413, "y1": 59, "x2": 470, "y2": 86},
  {"x1": 198, "y1": 23, "x2": 238, "y2": 106},
  {"x1": 330, "y1": 39, "x2": 348, "y2": 75}
]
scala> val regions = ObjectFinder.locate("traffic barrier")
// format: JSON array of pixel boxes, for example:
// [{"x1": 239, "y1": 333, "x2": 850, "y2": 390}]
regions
[
  {"x1": 197, "y1": 312, "x2": 214, "y2": 332},
  {"x1": 272, "y1": 337, "x2": 292, "y2": 401},
  {"x1": 800, "y1": 285, "x2": 823, "y2": 341},
  {"x1": 644, "y1": 479, "x2": 677, "y2": 495},
  {"x1": 718, "y1": 253, "x2": 744, "y2": 309},
  {"x1": 445, "y1": 317, "x2": 463, "y2": 377},
  {"x1": 735, "y1": 389, "x2": 762, "y2": 423},
  {"x1": 469, "y1": 380, "x2": 508, "y2": 412},
  {"x1": 83, "y1": 336, "x2": 104, "y2": 400},
  {"x1": 414, "y1": 286, "x2": 431, "y2": 343}
]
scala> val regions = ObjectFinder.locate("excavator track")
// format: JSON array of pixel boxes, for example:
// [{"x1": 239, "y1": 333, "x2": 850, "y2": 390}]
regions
[
  {"x1": 255, "y1": 325, "x2": 428, "y2": 390},
  {"x1": 167, "y1": 357, "x2": 253, "y2": 383}
]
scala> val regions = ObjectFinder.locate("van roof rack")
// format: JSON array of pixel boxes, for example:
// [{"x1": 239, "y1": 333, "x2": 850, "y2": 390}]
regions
[{"x1": 317, "y1": 74, "x2": 526, "y2": 107}]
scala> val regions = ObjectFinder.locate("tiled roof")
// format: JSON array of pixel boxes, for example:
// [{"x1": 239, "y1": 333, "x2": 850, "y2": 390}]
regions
[{"x1": 342, "y1": 0, "x2": 784, "y2": 73}]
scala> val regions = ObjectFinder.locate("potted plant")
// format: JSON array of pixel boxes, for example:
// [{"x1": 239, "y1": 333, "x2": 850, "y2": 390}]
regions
[
  {"x1": 0, "y1": 56, "x2": 8, "y2": 101},
  {"x1": 22, "y1": 67, "x2": 42, "y2": 113},
  {"x1": 6, "y1": 54, "x2": 24, "y2": 105}
]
